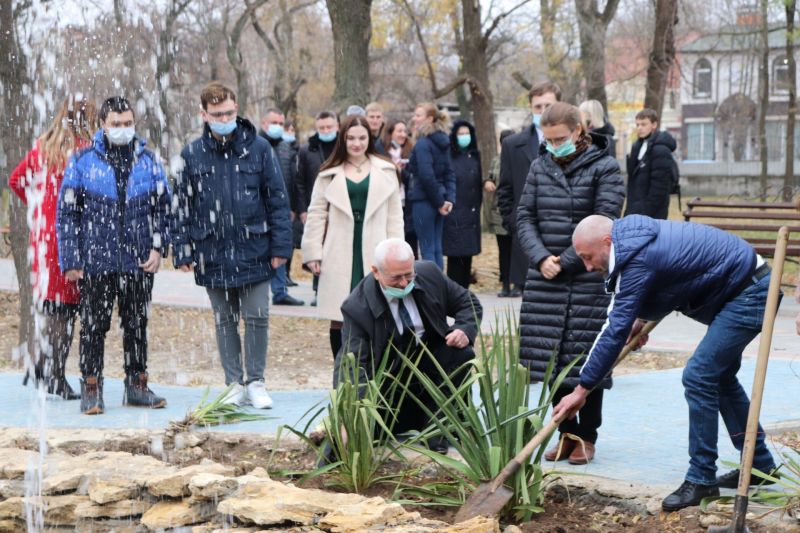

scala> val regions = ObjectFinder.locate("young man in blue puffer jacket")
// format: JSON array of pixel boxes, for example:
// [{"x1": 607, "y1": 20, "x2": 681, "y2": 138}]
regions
[
  {"x1": 553, "y1": 214, "x2": 780, "y2": 513},
  {"x1": 171, "y1": 81, "x2": 292, "y2": 410},
  {"x1": 57, "y1": 96, "x2": 172, "y2": 415}
]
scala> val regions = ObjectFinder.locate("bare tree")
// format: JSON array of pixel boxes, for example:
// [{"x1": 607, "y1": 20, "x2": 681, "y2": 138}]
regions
[
  {"x1": 251, "y1": 0, "x2": 315, "y2": 117},
  {"x1": 224, "y1": 0, "x2": 270, "y2": 116},
  {"x1": 783, "y1": 0, "x2": 797, "y2": 199},
  {"x1": 643, "y1": 0, "x2": 679, "y2": 118},
  {"x1": 757, "y1": 0, "x2": 769, "y2": 195},
  {"x1": 326, "y1": 0, "x2": 373, "y2": 111},
  {"x1": 575, "y1": 0, "x2": 620, "y2": 109},
  {"x1": 0, "y1": 0, "x2": 34, "y2": 360}
]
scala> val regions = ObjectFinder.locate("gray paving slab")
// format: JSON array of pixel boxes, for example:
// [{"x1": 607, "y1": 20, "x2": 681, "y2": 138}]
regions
[{"x1": 2, "y1": 355, "x2": 799, "y2": 489}]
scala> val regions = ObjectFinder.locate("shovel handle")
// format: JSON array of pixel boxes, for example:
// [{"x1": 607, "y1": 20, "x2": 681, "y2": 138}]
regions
[{"x1": 489, "y1": 320, "x2": 660, "y2": 491}]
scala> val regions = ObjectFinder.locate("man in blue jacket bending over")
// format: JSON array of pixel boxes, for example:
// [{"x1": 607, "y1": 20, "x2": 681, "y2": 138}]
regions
[{"x1": 553, "y1": 214, "x2": 779, "y2": 512}]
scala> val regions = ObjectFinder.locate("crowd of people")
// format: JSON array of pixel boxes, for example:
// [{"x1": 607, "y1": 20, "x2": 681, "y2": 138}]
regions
[{"x1": 12, "y1": 77, "x2": 788, "y2": 514}]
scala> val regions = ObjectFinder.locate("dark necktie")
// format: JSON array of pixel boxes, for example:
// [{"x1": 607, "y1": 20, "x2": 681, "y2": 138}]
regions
[{"x1": 398, "y1": 298, "x2": 415, "y2": 335}]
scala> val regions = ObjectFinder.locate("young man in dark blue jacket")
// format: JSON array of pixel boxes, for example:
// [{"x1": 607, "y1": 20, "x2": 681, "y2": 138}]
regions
[
  {"x1": 172, "y1": 82, "x2": 292, "y2": 409},
  {"x1": 57, "y1": 96, "x2": 171, "y2": 415},
  {"x1": 554, "y1": 214, "x2": 779, "y2": 512}
]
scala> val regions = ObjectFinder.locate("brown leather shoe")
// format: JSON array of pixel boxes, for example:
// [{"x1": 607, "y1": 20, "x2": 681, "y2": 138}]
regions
[
  {"x1": 567, "y1": 441, "x2": 595, "y2": 465},
  {"x1": 544, "y1": 436, "x2": 576, "y2": 461}
]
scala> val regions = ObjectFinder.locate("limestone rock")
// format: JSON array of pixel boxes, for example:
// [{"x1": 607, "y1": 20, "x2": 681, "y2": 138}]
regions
[
  {"x1": 189, "y1": 473, "x2": 238, "y2": 500},
  {"x1": 0, "y1": 448, "x2": 41, "y2": 479},
  {"x1": 217, "y1": 479, "x2": 422, "y2": 529},
  {"x1": 699, "y1": 513, "x2": 729, "y2": 528},
  {"x1": 0, "y1": 519, "x2": 23, "y2": 533},
  {"x1": 0, "y1": 497, "x2": 22, "y2": 520},
  {"x1": 503, "y1": 526, "x2": 523, "y2": 533},
  {"x1": 2, "y1": 495, "x2": 91, "y2": 525},
  {"x1": 141, "y1": 500, "x2": 216, "y2": 530},
  {"x1": 0, "y1": 479, "x2": 25, "y2": 498},
  {"x1": 442, "y1": 515, "x2": 501, "y2": 532},
  {"x1": 74, "y1": 498, "x2": 151, "y2": 519},
  {"x1": 87, "y1": 474, "x2": 139, "y2": 504},
  {"x1": 147, "y1": 460, "x2": 235, "y2": 497}
]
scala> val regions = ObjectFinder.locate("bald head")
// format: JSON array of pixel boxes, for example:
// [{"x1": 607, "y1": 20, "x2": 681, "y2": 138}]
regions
[{"x1": 573, "y1": 215, "x2": 614, "y2": 274}]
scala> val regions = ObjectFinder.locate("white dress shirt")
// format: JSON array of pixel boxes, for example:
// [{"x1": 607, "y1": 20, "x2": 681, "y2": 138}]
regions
[{"x1": 386, "y1": 294, "x2": 425, "y2": 338}]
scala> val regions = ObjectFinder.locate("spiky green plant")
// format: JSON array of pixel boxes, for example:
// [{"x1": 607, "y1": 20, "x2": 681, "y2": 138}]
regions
[
  {"x1": 169, "y1": 384, "x2": 270, "y2": 432},
  {"x1": 391, "y1": 312, "x2": 577, "y2": 521},
  {"x1": 284, "y1": 350, "x2": 409, "y2": 493}
]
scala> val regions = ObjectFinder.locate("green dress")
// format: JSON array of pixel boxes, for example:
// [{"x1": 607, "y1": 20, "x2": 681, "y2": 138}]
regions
[{"x1": 347, "y1": 175, "x2": 370, "y2": 291}]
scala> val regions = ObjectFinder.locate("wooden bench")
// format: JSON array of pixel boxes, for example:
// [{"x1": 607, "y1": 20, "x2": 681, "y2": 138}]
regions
[{"x1": 683, "y1": 198, "x2": 800, "y2": 259}]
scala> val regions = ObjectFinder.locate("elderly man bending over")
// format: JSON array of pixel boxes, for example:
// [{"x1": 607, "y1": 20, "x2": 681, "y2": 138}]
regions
[
  {"x1": 553, "y1": 214, "x2": 780, "y2": 512},
  {"x1": 336, "y1": 238, "x2": 482, "y2": 451}
]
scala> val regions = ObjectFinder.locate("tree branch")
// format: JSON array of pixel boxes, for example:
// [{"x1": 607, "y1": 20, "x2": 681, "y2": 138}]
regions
[
  {"x1": 482, "y1": 0, "x2": 532, "y2": 44},
  {"x1": 600, "y1": 0, "x2": 621, "y2": 27},
  {"x1": 396, "y1": 0, "x2": 442, "y2": 96},
  {"x1": 512, "y1": 70, "x2": 533, "y2": 90}
]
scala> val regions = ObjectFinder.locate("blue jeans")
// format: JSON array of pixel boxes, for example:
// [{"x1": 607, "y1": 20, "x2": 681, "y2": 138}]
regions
[
  {"x1": 206, "y1": 281, "x2": 270, "y2": 385},
  {"x1": 412, "y1": 200, "x2": 444, "y2": 269},
  {"x1": 270, "y1": 264, "x2": 288, "y2": 303},
  {"x1": 682, "y1": 274, "x2": 778, "y2": 485}
]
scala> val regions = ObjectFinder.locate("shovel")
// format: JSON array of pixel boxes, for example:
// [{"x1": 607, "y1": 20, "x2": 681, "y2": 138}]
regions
[
  {"x1": 708, "y1": 227, "x2": 790, "y2": 533},
  {"x1": 454, "y1": 319, "x2": 660, "y2": 523}
]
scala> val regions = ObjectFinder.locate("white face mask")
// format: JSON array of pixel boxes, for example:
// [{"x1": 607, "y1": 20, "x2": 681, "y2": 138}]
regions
[{"x1": 107, "y1": 126, "x2": 135, "y2": 146}]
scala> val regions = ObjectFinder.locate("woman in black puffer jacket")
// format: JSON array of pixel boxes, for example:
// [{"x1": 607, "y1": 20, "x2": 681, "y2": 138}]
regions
[{"x1": 516, "y1": 102, "x2": 625, "y2": 465}]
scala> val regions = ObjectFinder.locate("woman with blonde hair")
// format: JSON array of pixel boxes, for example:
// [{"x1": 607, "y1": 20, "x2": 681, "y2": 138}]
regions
[
  {"x1": 578, "y1": 99, "x2": 616, "y2": 159},
  {"x1": 302, "y1": 114, "x2": 404, "y2": 359},
  {"x1": 9, "y1": 94, "x2": 97, "y2": 399},
  {"x1": 406, "y1": 102, "x2": 455, "y2": 269}
]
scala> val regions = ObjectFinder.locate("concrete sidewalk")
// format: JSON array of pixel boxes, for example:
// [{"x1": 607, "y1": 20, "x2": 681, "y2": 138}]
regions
[
  {"x1": 2, "y1": 355, "x2": 799, "y2": 490},
  {"x1": 1, "y1": 258, "x2": 799, "y2": 359}
]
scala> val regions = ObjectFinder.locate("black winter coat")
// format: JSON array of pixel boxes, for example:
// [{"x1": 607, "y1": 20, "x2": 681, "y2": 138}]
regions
[
  {"x1": 592, "y1": 122, "x2": 616, "y2": 160},
  {"x1": 624, "y1": 130, "x2": 677, "y2": 220},
  {"x1": 497, "y1": 124, "x2": 543, "y2": 287},
  {"x1": 296, "y1": 133, "x2": 336, "y2": 214},
  {"x1": 336, "y1": 260, "x2": 482, "y2": 385},
  {"x1": 443, "y1": 120, "x2": 482, "y2": 257},
  {"x1": 515, "y1": 133, "x2": 625, "y2": 387},
  {"x1": 172, "y1": 118, "x2": 293, "y2": 288},
  {"x1": 259, "y1": 130, "x2": 299, "y2": 214}
]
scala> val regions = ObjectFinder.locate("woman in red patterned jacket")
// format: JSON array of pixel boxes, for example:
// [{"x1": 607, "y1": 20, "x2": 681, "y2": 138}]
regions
[{"x1": 8, "y1": 94, "x2": 97, "y2": 399}]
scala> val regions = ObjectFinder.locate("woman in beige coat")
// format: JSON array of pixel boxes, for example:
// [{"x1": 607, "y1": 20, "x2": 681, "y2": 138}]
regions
[{"x1": 302, "y1": 115, "x2": 404, "y2": 359}]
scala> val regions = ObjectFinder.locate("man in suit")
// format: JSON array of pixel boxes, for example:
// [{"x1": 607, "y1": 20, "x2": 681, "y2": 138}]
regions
[
  {"x1": 497, "y1": 81, "x2": 562, "y2": 296},
  {"x1": 336, "y1": 238, "x2": 482, "y2": 450}
]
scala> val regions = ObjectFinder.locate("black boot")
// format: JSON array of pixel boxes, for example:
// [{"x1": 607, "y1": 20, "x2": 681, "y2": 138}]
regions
[
  {"x1": 661, "y1": 480, "x2": 719, "y2": 512},
  {"x1": 123, "y1": 372, "x2": 167, "y2": 408},
  {"x1": 80, "y1": 376, "x2": 105, "y2": 415},
  {"x1": 48, "y1": 346, "x2": 80, "y2": 400},
  {"x1": 497, "y1": 281, "x2": 511, "y2": 297}
]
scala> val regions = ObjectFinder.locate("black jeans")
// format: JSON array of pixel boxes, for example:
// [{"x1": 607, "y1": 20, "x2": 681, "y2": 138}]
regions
[
  {"x1": 78, "y1": 272, "x2": 153, "y2": 377},
  {"x1": 496, "y1": 234, "x2": 512, "y2": 284},
  {"x1": 446, "y1": 256, "x2": 473, "y2": 289},
  {"x1": 552, "y1": 385, "x2": 604, "y2": 444}
]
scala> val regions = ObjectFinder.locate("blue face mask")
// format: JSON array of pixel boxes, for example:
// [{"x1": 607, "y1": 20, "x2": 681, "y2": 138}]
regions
[
  {"x1": 532, "y1": 114, "x2": 542, "y2": 128},
  {"x1": 318, "y1": 131, "x2": 337, "y2": 143},
  {"x1": 209, "y1": 119, "x2": 237, "y2": 136},
  {"x1": 546, "y1": 138, "x2": 577, "y2": 158},
  {"x1": 266, "y1": 124, "x2": 284, "y2": 139},
  {"x1": 381, "y1": 280, "x2": 415, "y2": 300},
  {"x1": 283, "y1": 133, "x2": 296, "y2": 143},
  {"x1": 457, "y1": 134, "x2": 471, "y2": 149}
]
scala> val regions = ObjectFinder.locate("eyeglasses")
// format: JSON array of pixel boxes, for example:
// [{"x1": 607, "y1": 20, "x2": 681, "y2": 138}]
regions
[
  {"x1": 384, "y1": 273, "x2": 416, "y2": 284},
  {"x1": 207, "y1": 110, "x2": 237, "y2": 120}
]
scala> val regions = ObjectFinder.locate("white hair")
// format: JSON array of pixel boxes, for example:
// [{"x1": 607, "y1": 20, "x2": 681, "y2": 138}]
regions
[
  {"x1": 374, "y1": 238, "x2": 414, "y2": 270},
  {"x1": 578, "y1": 100, "x2": 606, "y2": 129}
]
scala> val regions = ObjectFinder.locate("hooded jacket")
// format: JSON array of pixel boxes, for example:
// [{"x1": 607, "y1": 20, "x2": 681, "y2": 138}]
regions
[
  {"x1": 172, "y1": 117, "x2": 292, "y2": 288},
  {"x1": 57, "y1": 130, "x2": 171, "y2": 276},
  {"x1": 624, "y1": 130, "x2": 678, "y2": 219},
  {"x1": 578, "y1": 215, "x2": 756, "y2": 389},
  {"x1": 515, "y1": 133, "x2": 625, "y2": 386},
  {"x1": 405, "y1": 122, "x2": 456, "y2": 207},
  {"x1": 443, "y1": 120, "x2": 482, "y2": 257}
]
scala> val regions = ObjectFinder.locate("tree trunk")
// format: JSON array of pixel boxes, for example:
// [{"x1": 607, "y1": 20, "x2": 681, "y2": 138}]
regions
[
  {"x1": 783, "y1": 0, "x2": 797, "y2": 200},
  {"x1": 226, "y1": 0, "x2": 270, "y2": 117},
  {"x1": 643, "y1": 0, "x2": 678, "y2": 118},
  {"x1": 461, "y1": 0, "x2": 496, "y2": 176},
  {"x1": 757, "y1": 0, "x2": 770, "y2": 198},
  {"x1": 575, "y1": 0, "x2": 620, "y2": 109},
  {"x1": 326, "y1": 0, "x2": 372, "y2": 112},
  {"x1": 540, "y1": 0, "x2": 566, "y2": 87},
  {"x1": 0, "y1": 0, "x2": 35, "y2": 361}
]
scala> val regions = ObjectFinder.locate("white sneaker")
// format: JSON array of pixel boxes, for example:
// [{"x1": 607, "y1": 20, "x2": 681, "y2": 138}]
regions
[
  {"x1": 220, "y1": 383, "x2": 246, "y2": 406},
  {"x1": 246, "y1": 380, "x2": 273, "y2": 409}
]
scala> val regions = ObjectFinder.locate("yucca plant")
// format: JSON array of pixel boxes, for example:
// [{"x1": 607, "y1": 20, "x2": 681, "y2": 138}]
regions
[
  {"x1": 391, "y1": 313, "x2": 577, "y2": 521},
  {"x1": 169, "y1": 384, "x2": 270, "y2": 432},
  {"x1": 284, "y1": 350, "x2": 410, "y2": 493}
]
